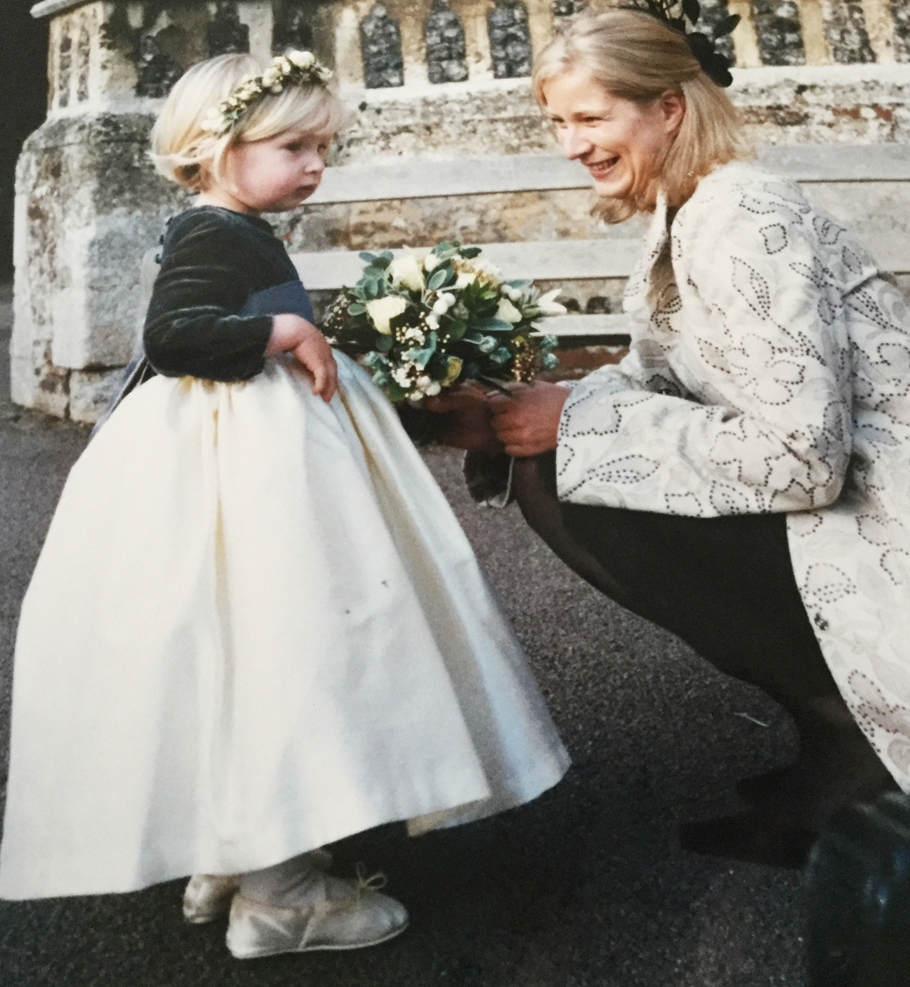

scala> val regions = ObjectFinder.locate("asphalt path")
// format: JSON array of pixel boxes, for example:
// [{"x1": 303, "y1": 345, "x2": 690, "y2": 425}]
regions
[{"x1": 0, "y1": 284, "x2": 808, "y2": 986}]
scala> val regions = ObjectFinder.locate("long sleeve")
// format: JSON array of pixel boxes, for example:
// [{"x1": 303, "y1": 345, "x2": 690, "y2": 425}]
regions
[
  {"x1": 143, "y1": 208, "x2": 293, "y2": 381},
  {"x1": 555, "y1": 167, "x2": 876, "y2": 517}
]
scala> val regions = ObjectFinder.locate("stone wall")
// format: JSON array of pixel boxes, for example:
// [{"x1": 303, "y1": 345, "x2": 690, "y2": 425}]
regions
[{"x1": 11, "y1": 0, "x2": 910, "y2": 420}]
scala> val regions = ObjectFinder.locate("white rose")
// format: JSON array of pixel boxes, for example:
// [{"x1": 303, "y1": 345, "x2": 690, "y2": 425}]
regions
[
  {"x1": 388, "y1": 254, "x2": 425, "y2": 293},
  {"x1": 288, "y1": 51, "x2": 315, "y2": 68},
  {"x1": 496, "y1": 297, "x2": 523, "y2": 324},
  {"x1": 423, "y1": 254, "x2": 441, "y2": 272},
  {"x1": 536, "y1": 288, "x2": 567, "y2": 316},
  {"x1": 455, "y1": 271, "x2": 477, "y2": 289},
  {"x1": 366, "y1": 295, "x2": 408, "y2": 334}
]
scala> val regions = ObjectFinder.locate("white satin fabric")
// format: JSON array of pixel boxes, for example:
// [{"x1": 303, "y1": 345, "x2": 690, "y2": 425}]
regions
[{"x1": 0, "y1": 353, "x2": 568, "y2": 899}]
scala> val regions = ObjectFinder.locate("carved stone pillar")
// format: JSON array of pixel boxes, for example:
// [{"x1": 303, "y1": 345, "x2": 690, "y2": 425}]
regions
[{"x1": 14, "y1": 0, "x2": 333, "y2": 421}]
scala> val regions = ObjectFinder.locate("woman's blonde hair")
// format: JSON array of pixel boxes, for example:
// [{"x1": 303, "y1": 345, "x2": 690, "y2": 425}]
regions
[
  {"x1": 533, "y1": 8, "x2": 748, "y2": 222},
  {"x1": 150, "y1": 53, "x2": 345, "y2": 192}
]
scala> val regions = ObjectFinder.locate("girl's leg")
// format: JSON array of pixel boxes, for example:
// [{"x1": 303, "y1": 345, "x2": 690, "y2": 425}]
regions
[
  {"x1": 226, "y1": 852, "x2": 408, "y2": 959},
  {"x1": 511, "y1": 454, "x2": 893, "y2": 859},
  {"x1": 182, "y1": 848, "x2": 334, "y2": 924}
]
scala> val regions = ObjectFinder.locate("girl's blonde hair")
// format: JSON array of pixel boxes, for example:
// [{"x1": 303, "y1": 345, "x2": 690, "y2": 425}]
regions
[
  {"x1": 533, "y1": 8, "x2": 748, "y2": 222},
  {"x1": 150, "y1": 53, "x2": 345, "y2": 192}
]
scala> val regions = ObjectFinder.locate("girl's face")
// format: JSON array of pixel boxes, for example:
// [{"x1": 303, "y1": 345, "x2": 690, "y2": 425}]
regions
[
  {"x1": 541, "y1": 67, "x2": 684, "y2": 202},
  {"x1": 211, "y1": 129, "x2": 333, "y2": 215}
]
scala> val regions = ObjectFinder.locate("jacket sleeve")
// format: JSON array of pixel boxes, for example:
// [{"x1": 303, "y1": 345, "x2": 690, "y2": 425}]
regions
[
  {"x1": 143, "y1": 213, "x2": 275, "y2": 381},
  {"x1": 555, "y1": 177, "x2": 858, "y2": 516}
]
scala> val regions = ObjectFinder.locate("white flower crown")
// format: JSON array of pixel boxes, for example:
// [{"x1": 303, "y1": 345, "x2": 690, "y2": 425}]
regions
[{"x1": 200, "y1": 50, "x2": 334, "y2": 137}]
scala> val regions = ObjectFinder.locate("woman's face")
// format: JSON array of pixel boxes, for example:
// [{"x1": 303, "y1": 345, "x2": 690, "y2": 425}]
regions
[{"x1": 541, "y1": 67, "x2": 685, "y2": 202}]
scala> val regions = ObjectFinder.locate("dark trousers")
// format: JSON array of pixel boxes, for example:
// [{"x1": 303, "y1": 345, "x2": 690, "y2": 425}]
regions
[{"x1": 511, "y1": 453, "x2": 839, "y2": 708}]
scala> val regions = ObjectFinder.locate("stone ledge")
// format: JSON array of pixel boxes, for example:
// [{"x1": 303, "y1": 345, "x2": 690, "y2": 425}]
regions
[{"x1": 31, "y1": 0, "x2": 90, "y2": 20}]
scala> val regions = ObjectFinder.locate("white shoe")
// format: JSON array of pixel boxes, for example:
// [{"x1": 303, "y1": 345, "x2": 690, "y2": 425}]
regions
[
  {"x1": 184, "y1": 850, "x2": 334, "y2": 924},
  {"x1": 225, "y1": 868, "x2": 409, "y2": 958}
]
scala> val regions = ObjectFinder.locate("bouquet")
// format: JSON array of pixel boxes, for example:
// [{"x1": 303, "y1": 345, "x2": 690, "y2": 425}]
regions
[{"x1": 321, "y1": 242, "x2": 564, "y2": 402}]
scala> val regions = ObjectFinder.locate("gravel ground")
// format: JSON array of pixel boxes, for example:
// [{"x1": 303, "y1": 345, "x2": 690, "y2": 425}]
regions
[{"x1": 0, "y1": 286, "x2": 809, "y2": 987}]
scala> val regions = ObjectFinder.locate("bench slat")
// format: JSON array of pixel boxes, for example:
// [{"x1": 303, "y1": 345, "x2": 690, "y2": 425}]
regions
[
  {"x1": 310, "y1": 145, "x2": 910, "y2": 204},
  {"x1": 291, "y1": 239, "x2": 642, "y2": 289},
  {"x1": 291, "y1": 228, "x2": 910, "y2": 294}
]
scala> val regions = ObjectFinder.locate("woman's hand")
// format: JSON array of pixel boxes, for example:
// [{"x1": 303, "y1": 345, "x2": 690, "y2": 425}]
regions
[
  {"x1": 268, "y1": 313, "x2": 338, "y2": 402},
  {"x1": 424, "y1": 384, "x2": 503, "y2": 452},
  {"x1": 488, "y1": 382, "x2": 569, "y2": 457}
]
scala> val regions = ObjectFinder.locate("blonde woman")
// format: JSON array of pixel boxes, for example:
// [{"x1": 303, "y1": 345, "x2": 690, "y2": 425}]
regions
[{"x1": 432, "y1": 6, "x2": 910, "y2": 866}]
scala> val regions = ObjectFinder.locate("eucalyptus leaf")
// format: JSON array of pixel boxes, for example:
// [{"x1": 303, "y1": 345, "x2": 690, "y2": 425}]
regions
[
  {"x1": 476, "y1": 317, "x2": 514, "y2": 332},
  {"x1": 427, "y1": 268, "x2": 449, "y2": 291},
  {"x1": 376, "y1": 333, "x2": 394, "y2": 353},
  {"x1": 459, "y1": 246, "x2": 481, "y2": 258},
  {"x1": 359, "y1": 251, "x2": 376, "y2": 263},
  {"x1": 347, "y1": 302, "x2": 366, "y2": 315},
  {"x1": 361, "y1": 278, "x2": 382, "y2": 300}
]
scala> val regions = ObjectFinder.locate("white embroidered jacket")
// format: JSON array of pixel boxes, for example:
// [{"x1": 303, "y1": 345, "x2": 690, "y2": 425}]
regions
[{"x1": 556, "y1": 161, "x2": 910, "y2": 788}]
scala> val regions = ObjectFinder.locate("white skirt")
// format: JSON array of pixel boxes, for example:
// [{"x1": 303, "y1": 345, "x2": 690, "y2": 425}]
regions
[{"x1": 0, "y1": 354, "x2": 569, "y2": 899}]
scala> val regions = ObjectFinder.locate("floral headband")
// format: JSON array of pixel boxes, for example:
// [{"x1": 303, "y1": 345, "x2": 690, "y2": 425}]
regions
[
  {"x1": 201, "y1": 50, "x2": 334, "y2": 137},
  {"x1": 629, "y1": 0, "x2": 740, "y2": 88}
]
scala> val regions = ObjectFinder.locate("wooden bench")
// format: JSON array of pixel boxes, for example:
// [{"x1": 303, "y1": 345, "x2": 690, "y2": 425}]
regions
[{"x1": 291, "y1": 143, "x2": 910, "y2": 338}]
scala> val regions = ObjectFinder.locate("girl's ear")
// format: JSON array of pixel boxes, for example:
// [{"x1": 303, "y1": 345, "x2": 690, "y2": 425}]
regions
[{"x1": 659, "y1": 89, "x2": 686, "y2": 134}]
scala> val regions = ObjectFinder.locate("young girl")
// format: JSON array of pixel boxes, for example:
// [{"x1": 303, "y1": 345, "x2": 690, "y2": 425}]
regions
[{"x1": 0, "y1": 52, "x2": 569, "y2": 959}]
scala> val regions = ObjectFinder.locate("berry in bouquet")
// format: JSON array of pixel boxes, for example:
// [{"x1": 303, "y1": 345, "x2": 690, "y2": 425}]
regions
[{"x1": 321, "y1": 242, "x2": 564, "y2": 403}]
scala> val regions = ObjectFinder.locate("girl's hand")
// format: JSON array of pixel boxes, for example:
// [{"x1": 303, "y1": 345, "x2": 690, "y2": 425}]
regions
[
  {"x1": 267, "y1": 314, "x2": 338, "y2": 402},
  {"x1": 424, "y1": 384, "x2": 503, "y2": 452},
  {"x1": 488, "y1": 382, "x2": 569, "y2": 457}
]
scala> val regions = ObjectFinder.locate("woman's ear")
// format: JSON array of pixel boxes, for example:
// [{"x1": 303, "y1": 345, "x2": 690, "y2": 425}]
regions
[{"x1": 659, "y1": 90, "x2": 686, "y2": 134}]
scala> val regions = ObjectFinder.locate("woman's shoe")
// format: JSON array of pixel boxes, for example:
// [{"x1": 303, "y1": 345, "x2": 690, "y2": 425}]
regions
[
  {"x1": 225, "y1": 869, "x2": 409, "y2": 958},
  {"x1": 679, "y1": 811, "x2": 817, "y2": 869},
  {"x1": 735, "y1": 765, "x2": 792, "y2": 806},
  {"x1": 183, "y1": 849, "x2": 334, "y2": 924}
]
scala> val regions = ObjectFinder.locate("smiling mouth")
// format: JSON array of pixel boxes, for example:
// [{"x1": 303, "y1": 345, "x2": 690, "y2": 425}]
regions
[{"x1": 586, "y1": 156, "x2": 620, "y2": 179}]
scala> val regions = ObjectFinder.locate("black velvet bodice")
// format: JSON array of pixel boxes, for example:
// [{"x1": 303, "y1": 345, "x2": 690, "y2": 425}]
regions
[{"x1": 143, "y1": 206, "x2": 301, "y2": 381}]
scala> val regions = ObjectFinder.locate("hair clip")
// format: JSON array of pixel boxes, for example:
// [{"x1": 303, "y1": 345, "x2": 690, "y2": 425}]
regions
[{"x1": 630, "y1": 0, "x2": 740, "y2": 87}]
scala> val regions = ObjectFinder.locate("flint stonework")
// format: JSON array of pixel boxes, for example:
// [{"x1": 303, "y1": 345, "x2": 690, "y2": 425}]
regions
[
  {"x1": 425, "y1": 0, "x2": 468, "y2": 84},
  {"x1": 360, "y1": 5, "x2": 405, "y2": 88},
  {"x1": 892, "y1": 0, "x2": 909, "y2": 63},
  {"x1": 752, "y1": 0, "x2": 806, "y2": 65},
  {"x1": 823, "y1": 0, "x2": 874, "y2": 64},
  {"x1": 488, "y1": 0, "x2": 533, "y2": 78},
  {"x1": 273, "y1": 3, "x2": 314, "y2": 54},
  {"x1": 207, "y1": 1, "x2": 251, "y2": 56}
]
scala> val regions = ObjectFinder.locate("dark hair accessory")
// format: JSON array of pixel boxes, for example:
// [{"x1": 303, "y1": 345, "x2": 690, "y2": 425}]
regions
[{"x1": 632, "y1": 0, "x2": 740, "y2": 87}]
